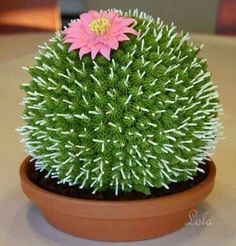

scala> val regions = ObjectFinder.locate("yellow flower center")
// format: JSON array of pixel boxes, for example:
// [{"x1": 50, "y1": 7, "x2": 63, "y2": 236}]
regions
[{"x1": 89, "y1": 17, "x2": 111, "y2": 35}]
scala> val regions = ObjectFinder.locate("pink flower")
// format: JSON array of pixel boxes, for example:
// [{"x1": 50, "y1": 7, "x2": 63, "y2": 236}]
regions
[{"x1": 63, "y1": 10, "x2": 138, "y2": 60}]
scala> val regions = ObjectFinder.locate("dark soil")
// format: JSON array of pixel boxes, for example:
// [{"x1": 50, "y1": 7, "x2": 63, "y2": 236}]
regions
[{"x1": 27, "y1": 159, "x2": 210, "y2": 201}]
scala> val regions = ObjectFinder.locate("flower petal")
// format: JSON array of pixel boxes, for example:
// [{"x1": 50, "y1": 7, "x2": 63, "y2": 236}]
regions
[
  {"x1": 80, "y1": 12, "x2": 95, "y2": 23},
  {"x1": 104, "y1": 11, "x2": 118, "y2": 21},
  {"x1": 68, "y1": 44, "x2": 79, "y2": 52},
  {"x1": 107, "y1": 38, "x2": 119, "y2": 50},
  {"x1": 122, "y1": 27, "x2": 139, "y2": 35},
  {"x1": 91, "y1": 43, "x2": 102, "y2": 59},
  {"x1": 99, "y1": 45, "x2": 111, "y2": 60},
  {"x1": 68, "y1": 41, "x2": 85, "y2": 52},
  {"x1": 79, "y1": 47, "x2": 90, "y2": 59},
  {"x1": 113, "y1": 17, "x2": 135, "y2": 28},
  {"x1": 117, "y1": 33, "x2": 130, "y2": 41},
  {"x1": 89, "y1": 10, "x2": 101, "y2": 19}
]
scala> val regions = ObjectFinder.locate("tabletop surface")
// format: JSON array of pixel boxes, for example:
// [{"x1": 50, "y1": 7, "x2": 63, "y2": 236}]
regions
[{"x1": 0, "y1": 33, "x2": 235, "y2": 246}]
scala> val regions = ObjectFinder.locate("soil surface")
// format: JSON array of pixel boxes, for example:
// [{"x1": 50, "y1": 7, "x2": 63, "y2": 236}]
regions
[{"x1": 27, "y1": 159, "x2": 210, "y2": 201}]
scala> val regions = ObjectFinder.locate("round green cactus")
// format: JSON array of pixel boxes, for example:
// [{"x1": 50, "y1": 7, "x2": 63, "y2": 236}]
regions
[{"x1": 19, "y1": 9, "x2": 222, "y2": 195}]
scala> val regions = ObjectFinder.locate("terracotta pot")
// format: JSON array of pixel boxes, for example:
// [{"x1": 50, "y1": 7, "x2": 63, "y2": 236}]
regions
[{"x1": 20, "y1": 156, "x2": 216, "y2": 242}]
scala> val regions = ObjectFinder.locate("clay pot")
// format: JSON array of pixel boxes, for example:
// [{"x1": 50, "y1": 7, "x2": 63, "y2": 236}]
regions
[{"x1": 20, "y1": 156, "x2": 216, "y2": 241}]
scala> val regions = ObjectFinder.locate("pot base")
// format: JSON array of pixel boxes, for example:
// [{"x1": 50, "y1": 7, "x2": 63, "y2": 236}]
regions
[
  {"x1": 20, "y1": 156, "x2": 216, "y2": 241},
  {"x1": 44, "y1": 207, "x2": 192, "y2": 241}
]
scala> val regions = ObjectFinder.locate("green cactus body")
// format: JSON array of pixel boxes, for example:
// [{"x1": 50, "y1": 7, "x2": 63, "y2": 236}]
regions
[{"x1": 19, "y1": 10, "x2": 222, "y2": 195}]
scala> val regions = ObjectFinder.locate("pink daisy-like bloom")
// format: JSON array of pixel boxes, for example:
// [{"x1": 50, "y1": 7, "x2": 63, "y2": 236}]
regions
[{"x1": 63, "y1": 10, "x2": 138, "y2": 60}]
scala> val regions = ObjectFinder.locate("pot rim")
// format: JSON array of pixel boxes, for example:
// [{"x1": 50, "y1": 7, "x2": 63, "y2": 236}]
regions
[{"x1": 20, "y1": 155, "x2": 216, "y2": 206}]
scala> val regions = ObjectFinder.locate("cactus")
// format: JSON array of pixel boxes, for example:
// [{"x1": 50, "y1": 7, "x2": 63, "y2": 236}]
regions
[{"x1": 19, "y1": 9, "x2": 222, "y2": 195}]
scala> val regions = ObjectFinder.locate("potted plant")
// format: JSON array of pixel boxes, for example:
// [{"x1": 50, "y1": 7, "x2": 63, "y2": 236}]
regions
[{"x1": 19, "y1": 9, "x2": 222, "y2": 241}]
